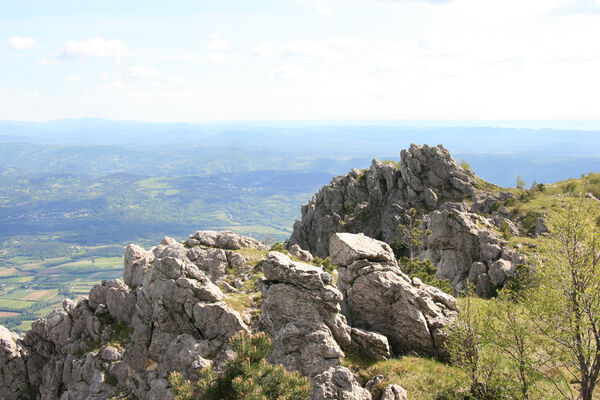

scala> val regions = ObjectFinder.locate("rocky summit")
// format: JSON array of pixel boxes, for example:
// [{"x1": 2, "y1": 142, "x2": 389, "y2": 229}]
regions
[
  {"x1": 289, "y1": 143, "x2": 529, "y2": 295},
  {"x1": 0, "y1": 228, "x2": 456, "y2": 399}
]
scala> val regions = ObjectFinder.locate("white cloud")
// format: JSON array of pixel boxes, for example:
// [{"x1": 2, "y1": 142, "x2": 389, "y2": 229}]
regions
[
  {"x1": 253, "y1": 43, "x2": 277, "y2": 57},
  {"x1": 316, "y1": 6, "x2": 333, "y2": 14},
  {"x1": 6, "y1": 36, "x2": 36, "y2": 50},
  {"x1": 55, "y1": 37, "x2": 127, "y2": 62},
  {"x1": 270, "y1": 65, "x2": 306, "y2": 80},
  {"x1": 167, "y1": 76, "x2": 185, "y2": 85},
  {"x1": 25, "y1": 91, "x2": 39, "y2": 97},
  {"x1": 128, "y1": 65, "x2": 159, "y2": 78},
  {"x1": 205, "y1": 53, "x2": 235, "y2": 63},
  {"x1": 207, "y1": 39, "x2": 231, "y2": 50},
  {"x1": 65, "y1": 75, "x2": 82, "y2": 82}
]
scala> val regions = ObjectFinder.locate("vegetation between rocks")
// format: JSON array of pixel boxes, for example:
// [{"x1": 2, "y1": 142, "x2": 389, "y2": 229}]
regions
[{"x1": 169, "y1": 331, "x2": 311, "y2": 400}]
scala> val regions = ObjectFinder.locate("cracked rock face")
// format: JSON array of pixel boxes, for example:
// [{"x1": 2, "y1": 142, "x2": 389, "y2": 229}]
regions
[
  {"x1": 259, "y1": 251, "x2": 376, "y2": 399},
  {"x1": 0, "y1": 231, "x2": 253, "y2": 400},
  {"x1": 259, "y1": 252, "x2": 350, "y2": 378},
  {"x1": 332, "y1": 233, "x2": 457, "y2": 357},
  {"x1": 289, "y1": 143, "x2": 526, "y2": 295}
]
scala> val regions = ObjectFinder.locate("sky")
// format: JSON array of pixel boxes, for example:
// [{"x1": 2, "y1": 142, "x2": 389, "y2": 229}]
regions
[{"x1": 1, "y1": 0, "x2": 599, "y2": 122}]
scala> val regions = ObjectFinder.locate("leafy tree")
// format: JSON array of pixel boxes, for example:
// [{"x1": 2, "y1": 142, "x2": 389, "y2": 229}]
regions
[
  {"x1": 483, "y1": 289, "x2": 541, "y2": 400},
  {"x1": 444, "y1": 288, "x2": 506, "y2": 399},
  {"x1": 529, "y1": 193, "x2": 600, "y2": 400},
  {"x1": 169, "y1": 331, "x2": 311, "y2": 400},
  {"x1": 516, "y1": 175, "x2": 526, "y2": 189},
  {"x1": 398, "y1": 208, "x2": 431, "y2": 260}
]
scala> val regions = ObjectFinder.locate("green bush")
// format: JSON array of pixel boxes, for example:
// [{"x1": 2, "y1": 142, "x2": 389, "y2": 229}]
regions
[
  {"x1": 169, "y1": 332, "x2": 311, "y2": 400},
  {"x1": 518, "y1": 190, "x2": 534, "y2": 203},
  {"x1": 398, "y1": 257, "x2": 453, "y2": 294},
  {"x1": 499, "y1": 220, "x2": 512, "y2": 240},
  {"x1": 313, "y1": 257, "x2": 335, "y2": 274},
  {"x1": 521, "y1": 211, "x2": 540, "y2": 236},
  {"x1": 269, "y1": 242, "x2": 286, "y2": 253},
  {"x1": 503, "y1": 197, "x2": 517, "y2": 208}
]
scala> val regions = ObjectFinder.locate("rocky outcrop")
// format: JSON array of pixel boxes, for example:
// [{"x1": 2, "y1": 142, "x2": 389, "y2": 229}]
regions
[
  {"x1": 290, "y1": 243, "x2": 314, "y2": 262},
  {"x1": 289, "y1": 144, "x2": 526, "y2": 294},
  {"x1": 381, "y1": 384, "x2": 408, "y2": 400},
  {"x1": 0, "y1": 231, "x2": 254, "y2": 400},
  {"x1": 185, "y1": 230, "x2": 268, "y2": 251},
  {"x1": 259, "y1": 251, "x2": 349, "y2": 377},
  {"x1": 260, "y1": 251, "x2": 385, "y2": 399},
  {"x1": 0, "y1": 326, "x2": 29, "y2": 400},
  {"x1": 259, "y1": 251, "x2": 392, "y2": 366},
  {"x1": 311, "y1": 366, "x2": 372, "y2": 400},
  {"x1": 332, "y1": 233, "x2": 457, "y2": 357}
]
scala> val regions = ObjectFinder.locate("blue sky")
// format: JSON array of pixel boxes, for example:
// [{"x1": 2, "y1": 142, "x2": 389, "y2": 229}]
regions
[{"x1": 1, "y1": 0, "x2": 599, "y2": 122}]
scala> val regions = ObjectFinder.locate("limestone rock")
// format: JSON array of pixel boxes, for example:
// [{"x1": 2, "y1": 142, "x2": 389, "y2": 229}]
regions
[
  {"x1": 189, "y1": 230, "x2": 268, "y2": 250},
  {"x1": 124, "y1": 244, "x2": 153, "y2": 288},
  {"x1": 0, "y1": 229, "x2": 261, "y2": 400},
  {"x1": 381, "y1": 384, "x2": 408, "y2": 400},
  {"x1": 290, "y1": 244, "x2": 314, "y2": 262},
  {"x1": 0, "y1": 326, "x2": 28, "y2": 399},
  {"x1": 330, "y1": 233, "x2": 396, "y2": 266},
  {"x1": 260, "y1": 252, "x2": 351, "y2": 377},
  {"x1": 333, "y1": 233, "x2": 457, "y2": 357},
  {"x1": 489, "y1": 258, "x2": 513, "y2": 286},
  {"x1": 350, "y1": 328, "x2": 391, "y2": 360},
  {"x1": 311, "y1": 366, "x2": 372, "y2": 400},
  {"x1": 289, "y1": 144, "x2": 526, "y2": 296}
]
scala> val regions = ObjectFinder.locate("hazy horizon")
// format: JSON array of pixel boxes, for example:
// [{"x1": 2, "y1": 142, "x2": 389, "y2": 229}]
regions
[{"x1": 2, "y1": 0, "x2": 599, "y2": 121}]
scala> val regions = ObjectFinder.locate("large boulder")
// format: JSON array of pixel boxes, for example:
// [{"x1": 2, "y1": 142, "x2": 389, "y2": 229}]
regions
[
  {"x1": 311, "y1": 366, "x2": 372, "y2": 400},
  {"x1": 259, "y1": 252, "x2": 349, "y2": 377},
  {"x1": 332, "y1": 233, "x2": 457, "y2": 357},
  {"x1": 330, "y1": 233, "x2": 396, "y2": 266},
  {"x1": 259, "y1": 251, "x2": 377, "y2": 399}
]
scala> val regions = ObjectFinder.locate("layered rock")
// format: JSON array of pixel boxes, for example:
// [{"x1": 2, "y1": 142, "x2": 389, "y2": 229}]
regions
[
  {"x1": 289, "y1": 143, "x2": 526, "y2": 294},
  {"x1": 259, "y1": 251, "x2": 382, "y2": 399},
  {"x1": 0, "y1": 231, "x2": 253, "y2": 400},
  {"x1": 332, "y1": 233, "x2": 457, "y2": 356}
]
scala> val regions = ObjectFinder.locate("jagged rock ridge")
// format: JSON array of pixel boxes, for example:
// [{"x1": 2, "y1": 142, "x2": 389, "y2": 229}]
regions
[
  {"x1": 289, "y1": 143, "x2": 526, "y2": 295},
  {"x1": 0, "y1": 231, "x2": 256, "y2": 400},
  {"x1": 0, "y1": 230, "x2": 441, "y2": 399}
]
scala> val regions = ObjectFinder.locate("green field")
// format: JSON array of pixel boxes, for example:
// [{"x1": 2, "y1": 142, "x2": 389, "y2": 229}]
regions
[{"x1": 0, "y1": 249, "x2": 124, "y2": 331}]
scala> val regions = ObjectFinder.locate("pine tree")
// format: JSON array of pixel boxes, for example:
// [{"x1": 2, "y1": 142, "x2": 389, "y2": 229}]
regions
[{"x1": 169, "y1": 331, "x2": 311, "y2": 400}]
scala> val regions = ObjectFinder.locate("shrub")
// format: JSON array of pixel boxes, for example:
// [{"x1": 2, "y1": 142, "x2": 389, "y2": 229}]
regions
[
  {"x1": 499, "y1": 220, "x2": 512, "y2": 240},
  {"x1": 169, "y1": 332, "x2": 311, "y2": 400},
  {"x1": 521, "y1": 211, "x2": 539, "y2": 237},
  {"x1": 443, "y1": 293, "x2": 508, "y2": 400},
  {"x1": 399, "y1": 257, "x2": 453, "y2": 294},
  {"x1": 503, "y1": 197, "x2": 517, "y2": 208},
  {"x1": 460, "y1": 159, "x2": 472, "y2": 171},
  {"x1": 313, "y1": 256, "x2": 335, "y2": 274},
  {"x1": 518, "y1": 190, "x2": 534, "y2": 203},
  {"x1": 563, "y1": 181, "x2": 578, "y2": 193},
  {"x1": 269, "y1": 242, "x2": 286, "y2": 253}
]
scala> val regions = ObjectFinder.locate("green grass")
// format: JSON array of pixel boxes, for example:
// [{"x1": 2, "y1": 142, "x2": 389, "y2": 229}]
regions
[
  {"x1": 232, "y1": 248, "x2": 268, "y2": 267},
  {"x1": 14, "y1": 320, "x2": 32, "y2": 331},
  {"x1": 343, "y1": 353, "x2": 463, "y2": 400},
  {"x1": 0, "y1": 290, "x2": 36, "y2": 300},
  {"x1": 0, "y1": 299, "x2": 35, "y2": 310}
]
